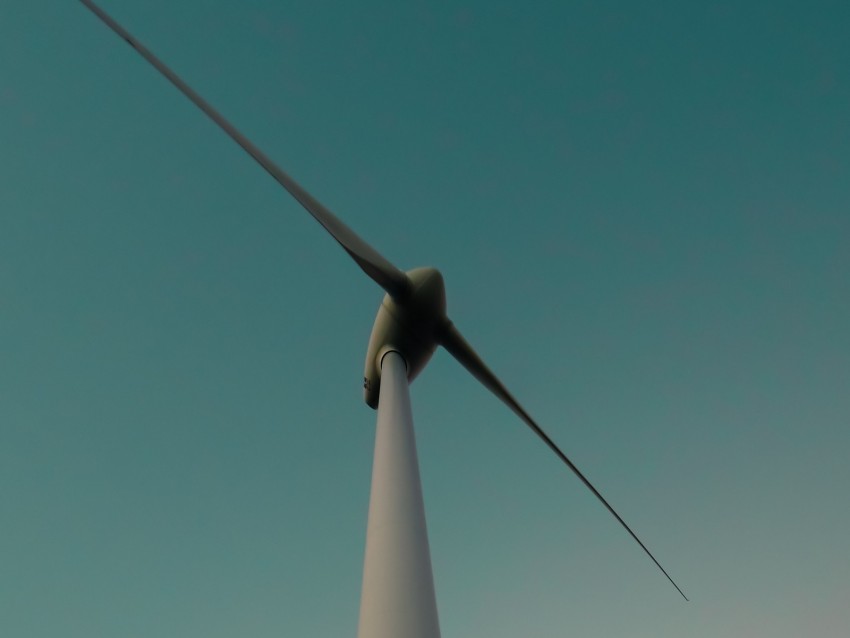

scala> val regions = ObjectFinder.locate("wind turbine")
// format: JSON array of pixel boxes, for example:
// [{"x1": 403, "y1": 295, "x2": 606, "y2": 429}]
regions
[{"x1": 79, "y1": 2, "x2": 688, "y2": 636}]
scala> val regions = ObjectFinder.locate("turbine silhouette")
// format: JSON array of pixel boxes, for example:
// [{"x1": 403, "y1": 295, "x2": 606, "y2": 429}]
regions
[{"x1": 79, "y1": 2, "x2": 688, "y2": 635}]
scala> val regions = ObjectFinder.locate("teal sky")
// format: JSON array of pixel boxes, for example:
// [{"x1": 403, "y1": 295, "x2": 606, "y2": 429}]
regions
[{"x1": 2, "y1": 1, "x2": 849, "y2": 636}]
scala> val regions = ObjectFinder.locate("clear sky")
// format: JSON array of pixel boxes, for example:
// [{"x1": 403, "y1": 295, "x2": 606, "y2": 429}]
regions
[{"x1": 2, "y1": 1, "x2": 849, "y2": 636}]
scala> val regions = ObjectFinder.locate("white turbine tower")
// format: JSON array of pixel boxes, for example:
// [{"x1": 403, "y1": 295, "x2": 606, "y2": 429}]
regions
[{"x1": 79, "y1": 2, "x2": 688, "y2": 636}]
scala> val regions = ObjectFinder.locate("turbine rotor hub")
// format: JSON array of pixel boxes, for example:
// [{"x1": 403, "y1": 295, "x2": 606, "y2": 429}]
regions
[{"x1": 363, "y1": 267, "x2": 447, "y2": 408}]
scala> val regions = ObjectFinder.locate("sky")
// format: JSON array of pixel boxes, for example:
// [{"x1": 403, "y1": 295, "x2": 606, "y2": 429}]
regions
[{"x1": 2, "y1": 1, "x2": 849, "y2": 636}]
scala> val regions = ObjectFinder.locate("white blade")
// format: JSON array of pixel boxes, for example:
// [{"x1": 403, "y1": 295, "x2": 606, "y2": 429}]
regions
[
  {"x1": 438, "y1": 320, "x2": 688, "y2": 601},
  {"x1": 79, "y1": 0, "x2": 412, "y2": 300}
]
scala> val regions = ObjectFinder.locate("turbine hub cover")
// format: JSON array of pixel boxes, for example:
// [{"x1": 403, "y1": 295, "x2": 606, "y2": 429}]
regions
[{"x1": 363, "y1": 267, "x2": 446, "y2": 408}]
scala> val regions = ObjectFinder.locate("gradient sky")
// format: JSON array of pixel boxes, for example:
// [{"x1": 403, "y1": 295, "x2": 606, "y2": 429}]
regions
[{"x1": 2, "y1": 1, "x2": 849, "y2": 636}]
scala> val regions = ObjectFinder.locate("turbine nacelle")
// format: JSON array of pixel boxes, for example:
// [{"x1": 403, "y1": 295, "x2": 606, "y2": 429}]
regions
[{"x1": 363, "y1": 267, "x2": 446, "y2": 408}]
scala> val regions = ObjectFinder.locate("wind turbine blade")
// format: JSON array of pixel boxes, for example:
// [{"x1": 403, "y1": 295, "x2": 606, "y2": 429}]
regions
[
  {"x1": 78, "y1": 0, "x2": 412, "y2": 300},
  {"x1": 438, "y1": 319, "x2": 689, "y2": 601}
]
